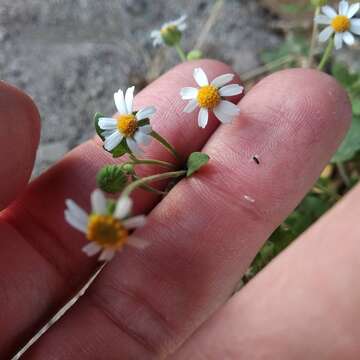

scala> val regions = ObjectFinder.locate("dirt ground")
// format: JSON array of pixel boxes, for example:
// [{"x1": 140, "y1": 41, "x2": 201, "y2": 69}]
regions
[{"x1": 0, "y1": 0, "x2": 280, "y2": 175}]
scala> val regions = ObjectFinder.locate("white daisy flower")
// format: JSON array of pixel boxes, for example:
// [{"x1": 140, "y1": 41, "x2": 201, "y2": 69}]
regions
[
  {"x1": 180, "y1": 68, "x2": 244, "y2": 128},
  {"x1": 98, "y1": 86, "x2": 156, "y2": 156},
  {"x1": 315, "y1": 0, "x2": 360, "y2": 49},
  {"x1": 65, "y1": 190, "x2": 149, "y2": 262},
  {"x1": 150, "y1": 15, "x2": 187, "y2": 47}
]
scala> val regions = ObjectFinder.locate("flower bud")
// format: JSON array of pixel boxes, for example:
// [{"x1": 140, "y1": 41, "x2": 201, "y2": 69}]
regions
[
  {"x1": 96, "y1": 165, "x2": 128, "y2": 194},
  {"x1": 187, "y1": 49, "x2": 203, "y2": 60},
  {"x1": 160, "y1": 25, "x2": 182, "y2": 46}
]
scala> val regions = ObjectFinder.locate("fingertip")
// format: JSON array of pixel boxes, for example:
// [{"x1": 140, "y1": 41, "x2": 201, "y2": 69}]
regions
[
  {"x1": 242, "y1": 68, "x2": 351, "y2": 160},
  {"x1": 0, "y1": 81, "x2": 41, "y2": 210}
]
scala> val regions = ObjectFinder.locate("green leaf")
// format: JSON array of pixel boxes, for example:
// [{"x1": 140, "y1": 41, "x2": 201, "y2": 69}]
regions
[
  {"x1": 352, "y1": 99, "x2": 360, "y2": 115},
  {"x1": 186, "y1": 152, "x2": 210, "y2": 177},
  {"x1": 331, "y1": 63, "x2": 359, "y2": 89},
  {"x1": 94, "y1": 112, "x2": 106, "y2": 141},
  {"x1": 332, "y1": 115, "x2": 360, "y2": 163},
  {"x1": 280, "y1": 4, "x2": 311, "y2": 13}
]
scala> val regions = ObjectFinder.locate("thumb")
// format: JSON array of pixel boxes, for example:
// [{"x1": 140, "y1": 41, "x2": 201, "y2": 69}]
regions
[{"x1": 0, "y1": 81, "x2": 40, "y2": 210}]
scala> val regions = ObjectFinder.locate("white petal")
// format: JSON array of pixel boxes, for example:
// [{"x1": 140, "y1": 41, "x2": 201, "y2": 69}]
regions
[
  {"x1": 101, "y1": 130, "x2": 116, "y2": 138},
  {"x1": 347, "y1": 3, "x2": 360, "y2": 18},
  {"x1": 219, "y1": 84, "x2": 244, "y2": 97},
  {"x1": 104, "y1": 131, "x2": 123, "y2": 151},
  {"x1": 318, "y1": 26, "x2": 334, "y2": 42},
  {"x1": 334, "y1": 32, "x2": 344, "y2": 49},
  {"x1": 193, "y1": 68, "x2": 209, "y2": 87},
  {"x1": 126, "y1": 137, "x2": 144, "y2": 156},
  {"x1": 65, "y1": 199, "x2": 88, "y2": 225},
  {"x1": 125, "y1": 86, "x2": 135, "y2": 113},
  {"x1": 139, "y1": 125, "x2": 153, "y2": 134},
  {"x1": 136, "y1": 106, "x2": 156, "y2": 120},
  {"x1": 314, "y1": 15, "x2": 331, "y2": 25},
  {"x1": 177, "y1": 23, "x2": 187, "y2": 31},
  {"x1": 114, "y1": 89, "x2": 127, "y2": 115},
  {"x1": 339, "y1": 1, "x2": 349, "y2": 15},
  {"x1": 98, "y1": 249, "x2": 115, "y2": 262},
  {"x1": 198, "y1": 108, "x2": 209, "y2": 128},
  {"x1": 91, "y1": 189, "x2": 107, "y2": 214},
  {"x1": 180, "y1": 87, "x2": 198, "y2": 100},
  {"x1": 211, "y1": 73, "x2": 234, "y2": 88},
  {"x1": 134, "y1": 131, "x2": 152, "y2": 146},
  {"x1": 82, "y1": 242, "x2": 102, "y2": 257},
  {"x1": 343, "y1": 31, "x2": 355, "y2": 45},
  {"x1": 351, "y1": 19, "x2": 360, "y2": 34},
  {"x1": 183, "y1": 99, "x2": 198, "y2": 113},
  {"x1": 213, "y1": 107, "x2": 235, "y2": 124},
  {"x1": 114, "y1": 196, "x2": 133, "y2": 219},
  {"x1": 216, "y1": 100, "x2": 240, "y2": 116},
  {"x1": 123, "y1": 215, "x2": 147, "y2": 229},
  {"x1": 173, "y1": 15, "x2": 187, "y2": 27},
  {"x1": 322, "y1": 5, "x2": 338, "y2": 19},
  {"x1": 127, "y1": 236, "x2": 150, "y2": 250},
  {"x1": 98, "y1": 117, "x2": 117, "y2": 130},
  {"x1": 150, "y1": 30, "x2": 161, "y2": 39},
  {"x1": 65, "y1": 210, "x2": 87, "y2": 233}
]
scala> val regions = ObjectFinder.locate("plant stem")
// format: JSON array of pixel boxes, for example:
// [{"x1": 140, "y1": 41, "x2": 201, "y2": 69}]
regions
[
  {"x1": 124, "y1": 158, "x2": 175, "y2": 169},
  {"x1": 122, "y1": 170, "x2": 187, "y2": 197},
  {"x1": 151, "y1": 131, "x2": 181, "y2": 161},
  {"x1": 317, "y1": 38, "x2": 334, "y2": 71},
  {"x1": 308, "y1": 6, "x2": 320, "y2": 68},
  {"x1": 174, "y1": 43, "x2": 187, "y2": 62},
  {"x1": 336, "y1": 162, "x2": 351, "y2": 188},
  {"x1": 241, "y1": 55, "x2": 296, "y2": 82},
  {"x1": 131, "y1": 175, "x2": 168, "y2": 196}
]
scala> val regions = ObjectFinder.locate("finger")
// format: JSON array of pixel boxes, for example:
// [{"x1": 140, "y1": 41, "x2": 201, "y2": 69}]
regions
[
  {"x1": 173, "y1": 184, "x2": 360, "y2": 360},
  {"x1": 0, "y1": 81, "x2": 40, "y2": 210},
  {"x1": 0, "y1": 60, "x2": 238, "y2": 358},
  {"x1": 24, "y1": 69, "x2": 351, "y2": 359}
]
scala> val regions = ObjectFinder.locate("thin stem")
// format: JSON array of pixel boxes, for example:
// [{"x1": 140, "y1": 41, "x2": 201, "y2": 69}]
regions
[
  {"x1": 174, "y1": 43, "x2": 187, "y2": 62},
  {"x1": 132, "y1": 175, "x2": 168, "y2": 196},
  {"x1": 308, "y1": 6, "x2": 320, "y2": 68},
  {"x1": 123, "y1": 158, "x2": 176, "y2": 169},
  {"x1": 336, "y1": 162, "x2": 351, "y2": 188},
  {"x1": 241, "y1": 55, "x2": 296, "y2": 82},
  {"x1": 317, "y1": 38, "x2": 334, "y2": 71},
  {"x1": 151, "y1": 131, "x2": 181, "y2": 161},
  {"x1": 122, "y1": 170, "x2": 187, "y2": 197}
]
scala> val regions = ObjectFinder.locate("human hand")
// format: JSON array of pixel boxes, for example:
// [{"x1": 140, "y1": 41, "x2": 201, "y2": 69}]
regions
[{"x1": 0, "y1": 60, "x2": 354, "y2": 359}]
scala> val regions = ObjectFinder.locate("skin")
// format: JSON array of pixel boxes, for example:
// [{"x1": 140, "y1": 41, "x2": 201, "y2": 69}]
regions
[{"x1": 0, "y1": 59, "x2": 356, "y2": 359}]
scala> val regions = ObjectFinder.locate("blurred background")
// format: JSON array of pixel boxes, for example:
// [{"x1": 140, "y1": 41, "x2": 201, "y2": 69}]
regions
[{"x1": 0, "y1": 0, "x2": 282, "y2": 175}]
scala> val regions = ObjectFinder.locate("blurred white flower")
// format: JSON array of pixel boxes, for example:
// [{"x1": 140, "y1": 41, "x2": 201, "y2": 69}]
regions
[
  {"x1": 180, "y1": 67, "x2": 243, "y2": 128},
  {"x1": 65, "y1": 190, "x2": 148, "y2": 262},
  {"x1": 151, "y1": 15, "x2": 187, "y2": 47},
  {"x1": 315, "y1": 0, "x2": 360, "y2": 49},
  {"x1": 98, "y1": 86, "x2": 155, "y2": 156}
]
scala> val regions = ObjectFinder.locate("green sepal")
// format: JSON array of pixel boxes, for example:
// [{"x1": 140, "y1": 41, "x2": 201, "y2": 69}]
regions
[
  {"x1": 106, "y1": 200, "x2": 117, "y2": 215},
  {"x1": 94, "y1": 112, "x2": 106, "y2": 141},
  {"x1": 111, "y1": 138, "x2": 130, "y2": 158},
  {"x1": 137, "y1": 118, "x2": 150, "y2": 127},
  {"x1": 186, "y1": 152, "x2": 210, "y2": 177}
]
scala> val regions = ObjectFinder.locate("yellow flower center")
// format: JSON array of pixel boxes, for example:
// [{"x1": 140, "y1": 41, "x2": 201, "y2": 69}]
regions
[
  {"x1": 87, "y1": 214, "x2": 128, "y2": 249},
  {"x1": 197, "y1": 85, "x2": 221, "y2": 109},
  {"x1": 331, "y1": 15, "x2": 350, "y2": 33},
  {"x1": 116, "y1": 113, "x2": 137, "y2": 137},
  {"x1": 160, "y1": 24, "x2": 176, "y2": 35}
]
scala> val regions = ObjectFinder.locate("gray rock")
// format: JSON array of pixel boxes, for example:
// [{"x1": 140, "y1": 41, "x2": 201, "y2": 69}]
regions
[{"x1": 0, "y1": 0, "x2": 280, "y2": 176}]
